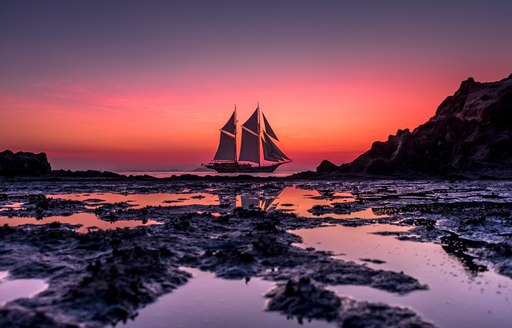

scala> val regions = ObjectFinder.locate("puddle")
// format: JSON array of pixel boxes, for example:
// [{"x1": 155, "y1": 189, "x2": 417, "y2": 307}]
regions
[
  {"x1": 120, "y1": 268, "x2": 331, "y2": 328},
  {"x1": 48, "y1": 193, "x2": 219, "y2": 209},
  {"x1": 0, "y1": 213, "x2": 160, "y2": 233},
  {"x1": 0, "y1": 202, "x2": 24, "y2": 211},
  {"x1": 293, "y1": 224, "x2": 512, "y2": 328},
  {"x1": 38, "y1": 187, "x2": 377, "y2": 221},
  {"x1": 0, "y1": 271, "x2": 48, "y2": 306},
  {"x1": 274, "y1": 187, "x2": 385, "y2": 219}
]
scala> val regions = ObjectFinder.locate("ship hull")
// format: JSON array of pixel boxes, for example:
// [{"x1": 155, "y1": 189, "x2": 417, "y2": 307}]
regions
[{"x1": 204, "y1": 162, "x2": 286, "y2": 173}]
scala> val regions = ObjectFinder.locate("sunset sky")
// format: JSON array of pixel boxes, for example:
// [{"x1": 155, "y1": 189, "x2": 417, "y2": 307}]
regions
[{"x1": 1, "y1": 0, "x2": 511, "y2": 171}]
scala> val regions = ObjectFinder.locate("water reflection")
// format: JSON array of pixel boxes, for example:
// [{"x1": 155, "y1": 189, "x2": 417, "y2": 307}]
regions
[
  {"x1": 120, "y1": 268, "x2": 331, "y2": 328},
  {"x1": 0, "y1": 213, "x2": 160, "y2": 233},
  {"x1": 273, "y1": 187, "x2": 385, "y2": 219},
  {"x1": 217, "y1": 187, "x2": 283, "y2": 211},
  {"x1": 0, "y1": 271, "x2": 48, "y2": 306},
  {"x1": 3, "y1": 186, "x2": 385, "y2": 224},
  {"x1": 49, "y1": 193, "x2": 219, "y2": 209},
  {"x1": 294, "y1": 225, "x2": 512, "y2": 328}
]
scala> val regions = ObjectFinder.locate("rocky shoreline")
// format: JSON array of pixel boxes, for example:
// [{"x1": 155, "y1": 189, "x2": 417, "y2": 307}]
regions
[
  {"x1": 0, "y1": 178, "x2": 511, "y2": 327},
  {"x1": 316, "y1": 74, "x2": 512, "y2": 179}
]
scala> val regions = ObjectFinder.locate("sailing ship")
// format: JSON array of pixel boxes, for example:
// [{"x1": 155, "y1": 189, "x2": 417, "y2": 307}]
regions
[{"x1": 204, "y1": 105, "x2": 291, "y2": 173}]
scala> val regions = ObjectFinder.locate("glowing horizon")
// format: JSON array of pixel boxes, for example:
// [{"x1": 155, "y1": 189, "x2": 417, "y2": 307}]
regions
[{"x1": 1, "y1": 1, "x2": 511, "y2": 171}]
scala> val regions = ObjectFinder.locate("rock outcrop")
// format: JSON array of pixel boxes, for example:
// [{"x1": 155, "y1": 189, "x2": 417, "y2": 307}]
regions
[
  {"x1": 316, "y1": 160, "x2": 339, "y2": 173},
  {"x1": 0, "y1": 150, "x2": 52, "y2": 176},
  {"x1": 321, "y1": 74, "x2": 512, "y2": 178}
]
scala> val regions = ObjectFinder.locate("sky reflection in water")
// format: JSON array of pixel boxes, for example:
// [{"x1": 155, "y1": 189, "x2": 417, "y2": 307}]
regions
[
  {"x1": 294, "y1": 225, "x2": 512, "y2": 328},
  {"x1": 120, "y1": 268, "x2": 331, "y2": 328},
  {"x1": 1, "y1": 186, "x2": 385, "y2": 233},
  {"x1": 0, "y1": 272, "x2": 48, "y2": 306}
]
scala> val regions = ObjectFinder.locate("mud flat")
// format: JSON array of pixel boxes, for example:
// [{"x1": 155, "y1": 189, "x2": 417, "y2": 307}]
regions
[{"x1": 0, "y1": 177, "x2": 511, "y2": 327}]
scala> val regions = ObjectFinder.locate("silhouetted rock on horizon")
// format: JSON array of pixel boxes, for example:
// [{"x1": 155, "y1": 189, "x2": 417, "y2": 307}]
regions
[
  {"x1": 320, "y1": 74, "x2": 512, "y2": 178},
  {"x1": 0, "y1": 150, "x2": 52, "y2": 176},
  {"x1": 316, "y1": 160, "x2": 339, "y2": 173},
  {"x1": 51, "y1": 169, "x2": 123, "y2": 178}
]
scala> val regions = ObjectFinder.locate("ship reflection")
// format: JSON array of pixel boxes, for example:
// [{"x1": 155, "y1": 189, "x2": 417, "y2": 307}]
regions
[{"x1": 217, "y1": 186, "x2": 283, "y2": 211}]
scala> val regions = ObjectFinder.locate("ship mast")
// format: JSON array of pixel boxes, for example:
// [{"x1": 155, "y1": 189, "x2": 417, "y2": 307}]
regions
[
  {"x1": 234, "y1": 104, "x2": 238, "y2": 164},
  {"x1": 257, "y1": 103, "x2": 261, "y2": 167}
]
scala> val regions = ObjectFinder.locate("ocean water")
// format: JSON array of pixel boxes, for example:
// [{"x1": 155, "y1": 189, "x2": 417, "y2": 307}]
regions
[{"x1": 116, "y1": 170, "x2": 298, "y2": 178}]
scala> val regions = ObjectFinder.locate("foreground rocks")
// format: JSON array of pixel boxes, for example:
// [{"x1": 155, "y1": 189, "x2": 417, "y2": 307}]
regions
[
  {"x1": 318, "y1": 74, "x2": 512, "y2": 178},
  {"x1": 1, "y1": 178, "x2": 512, "y2": 327},
  {"x1": 0, "y1": 150, "x2": 51, "y2": 176},
  {"x1": 0, "y1": 179, "x2": 433, "y2": 327},
  {"x1": 266, "y1": 278, "x2": 435, "y2": 327}
]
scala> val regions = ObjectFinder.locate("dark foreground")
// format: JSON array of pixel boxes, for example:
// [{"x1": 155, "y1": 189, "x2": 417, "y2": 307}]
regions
[{"x1": 0, "y1": 177, "x2": 511, "y2": 327}]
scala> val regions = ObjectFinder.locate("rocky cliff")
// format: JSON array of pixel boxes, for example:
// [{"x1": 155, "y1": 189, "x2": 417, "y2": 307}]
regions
[
  {"x1": 318, "y1": 74, "x2": 512, "y2": 178},
  {"x1": 0, "y1": 150, "x2": 52, "y2": 176}
]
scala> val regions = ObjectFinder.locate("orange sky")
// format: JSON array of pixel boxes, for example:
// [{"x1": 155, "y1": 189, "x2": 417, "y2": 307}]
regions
[{"x1": 1, "y1": 1, "x2": 511, "y2": 171}]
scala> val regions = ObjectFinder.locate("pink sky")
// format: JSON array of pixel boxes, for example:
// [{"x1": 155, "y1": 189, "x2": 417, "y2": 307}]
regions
[{"x1": 1, "y1": 1, "x2": 511, "y2": 171}]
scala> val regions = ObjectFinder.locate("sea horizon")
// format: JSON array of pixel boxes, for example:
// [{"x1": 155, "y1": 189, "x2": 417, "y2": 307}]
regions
[{"x1": 116, "y1": 170, "x2": 299, "y2": 178}]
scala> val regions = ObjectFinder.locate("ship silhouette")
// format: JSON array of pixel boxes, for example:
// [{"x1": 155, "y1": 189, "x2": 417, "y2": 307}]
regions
[{"x1": 204, "y1": 105, "x2": 291, "y2": 173}]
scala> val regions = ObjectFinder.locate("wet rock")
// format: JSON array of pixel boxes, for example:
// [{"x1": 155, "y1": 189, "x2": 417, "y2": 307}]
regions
[
  {"x1": 338, "y1": 301, "x2": 436, "y2": 328},
  {"x1": 401, "y1": 218, "x2": 436, "y2": 230},
  {"x1": 252, "y1": 235, "x2": 288, "y2": 256},
  {"x1": 253, "y1": 217, "x2": 280, "y2": 232},
  {"x1": 268, "y1": 258, "x2": 427, "y2": 294},
  {"x1": 266, "y1": 277, "x2": 435, "y2": 328},
  {"x1": 266, "y1": 277, "x2": 340, "y2": 321},
  {"x1": 0, "y1": 305, "x2": 76, "y2": 328},
  {"x1": 233, "y1": 207, "x2": 263, "y2": 218},
  {"x1": 62, "y1": 246, "x2": 190, "y2": 325},
  {"x1": 1, "y1": 195, "x2": 85, "y2": 219},
  {"x1": 360, "y1": 258, "x2": 386, "y2": 264},
  {"x1": 440, "y1": 233, "x2": 487, "y2": 273}
]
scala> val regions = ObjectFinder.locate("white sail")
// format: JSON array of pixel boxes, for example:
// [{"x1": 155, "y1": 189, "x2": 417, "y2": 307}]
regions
[
  {"x1": 239, "y1": 108, "x2": 260, "y2": 164},
  {"x1": 239, "y1": 128, "x2": 260, "y2": 163},
  {"x1": 243, "y1": 108, "x2": 259, "y2": 133},
  {"x1": 213, "y1": 110, "x2": 237, "y2": 161},
  {"x1": 221, "y1": 111, "x2": 236, "y2": 134},
  {"x1": 262, "y1": 113, "x2": 279, "y2": 141},
  {"x1": 214, "y1": 131, "x2": 236, "y2": 161},
  {"x1": 262, "y1": 132, "x2": 289, "y2": 162}
]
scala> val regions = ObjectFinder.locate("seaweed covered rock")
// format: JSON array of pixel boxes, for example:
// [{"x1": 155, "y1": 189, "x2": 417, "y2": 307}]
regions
[
  {"x1": 266, "y1": 277, "x2": 341, "y2": 322},
  {"x1": 266, "y1": 277, "x2": 435, "y2": 327}
]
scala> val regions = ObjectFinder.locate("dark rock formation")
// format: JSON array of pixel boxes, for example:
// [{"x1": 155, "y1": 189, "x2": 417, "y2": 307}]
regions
[
  {"x1": 316, "y1": 160, "x2": 339, "y2": 173},
  {"x1": 320, "y1": 74, "x2": 512, "y2": 178},
  {"x1": 51, "y1": 169, "x2": 123, "y2": 178},
  {"x1": 0, "y1": 150, "x2": 52, "y2": 176},
  {"x1": 266, "y1": 277, "x2": 435, "y2": 327}
]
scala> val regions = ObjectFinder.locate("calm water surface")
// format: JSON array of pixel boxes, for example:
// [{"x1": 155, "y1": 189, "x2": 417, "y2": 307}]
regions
[
  {"x1": 0, "y1": 271, "x2": 48, "y2": 306},
  {"x1": 121, "y1": 268, "x2": 331, "y2": 328},
  {"x1": 117, "y1": 171, "x2": 297, "y2": 178},
  {"x1": 293, "y1": 225, "x2": 512, "y2": 328}
]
